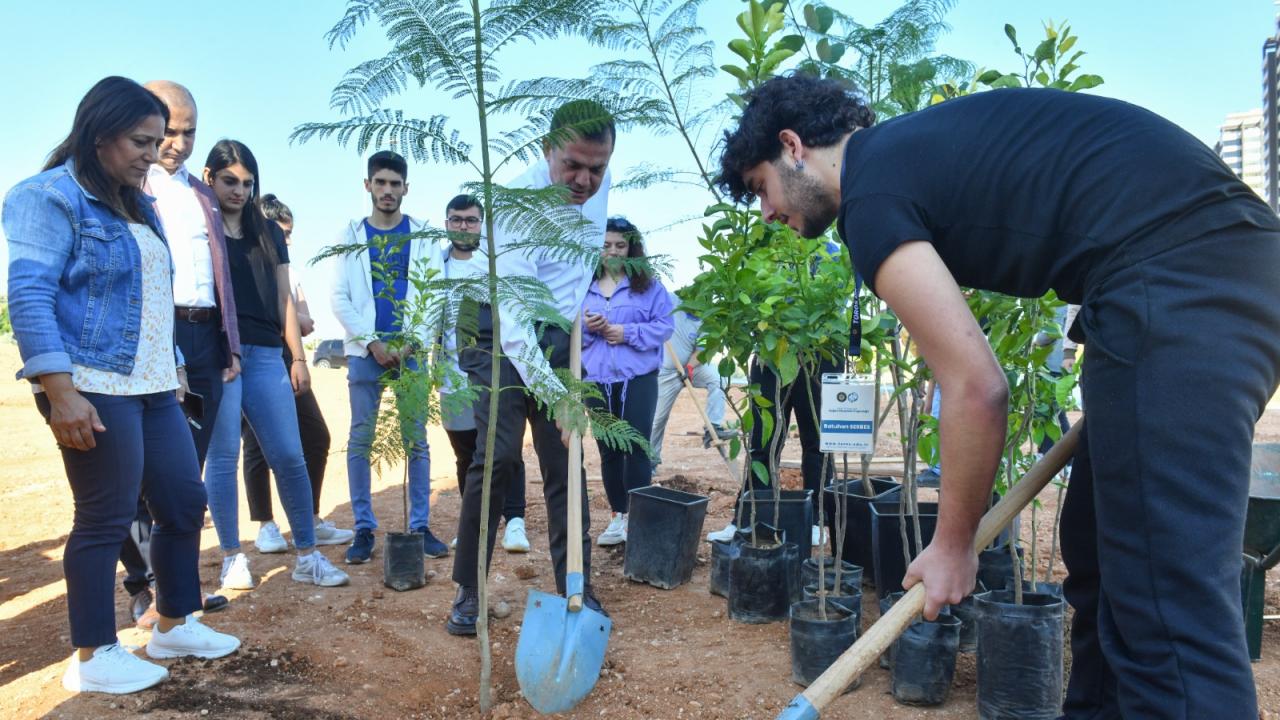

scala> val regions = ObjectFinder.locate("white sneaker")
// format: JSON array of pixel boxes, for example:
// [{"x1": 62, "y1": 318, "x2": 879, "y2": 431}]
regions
[
  {"x1": 503, "y1": 517, "x2": 531, "y2": 553},
  {"x1": 63, "y1": 644, "x2": 168, "y2": 694},
  {"x1": 220, "y1": 553, "x2": 254, "y2": 590},
  {"x1": 292, "y1": 551, "x2": 350, "y2": 587},
  {"x1": 597, "y1": 513, "x2": 627, "y2": 546},
  {"x1": 706, "y1": 522, "x2": 738, "y2": 543},
  {"x1": 254, "y1": 521, "x2": 288, "y2": 553},
  {"x1": 146, "y1": 616, "x2": 241, "y2": 660},
  {"x1": 811, "y1": 525, "x2": 829, "y2": 547},
  {"x1": 314, "y1": 518, "x2": 356, "y2": 546}
]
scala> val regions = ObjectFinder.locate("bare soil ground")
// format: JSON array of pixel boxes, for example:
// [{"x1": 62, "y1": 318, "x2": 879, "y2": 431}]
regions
[{"x1": 3, "y1": 339, "x2": 1280, "y2": 719}]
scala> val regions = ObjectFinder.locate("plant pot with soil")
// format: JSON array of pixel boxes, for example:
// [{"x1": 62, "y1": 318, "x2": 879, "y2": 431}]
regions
[
  {"x1": 727, "y1": 522, "x2": 790, "y2": 623},
  {"x1": 789, "y1": 598, "x2": 861, "y2": 690},
  {"x1": 891, "y1": 613, "x2": 961, "y2": 706},
  {"x1": 623, "y1": 485, "x2": 710, "y2": 590},
  {"x1": 974, "y1": 589, "x2": 1067, "y2": 720}
]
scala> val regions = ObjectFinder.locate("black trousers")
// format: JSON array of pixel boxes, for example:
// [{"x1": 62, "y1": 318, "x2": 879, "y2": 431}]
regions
[
  {"x1": 742, "y1": 357, "x2": 842, "y2": 522},
  {"x1": 588, "y1": 371, "x2": 658, "y2": 514},
  {"x1": 446, "y1": 428, "x2": 526, "y2": 522},
  {"x1": 1059, "y1": 225, "x2": 1280, "y2": 719},
  {"x1": 451, "y1": 307, "x2": 591, "y2": 594},
  {"x1": 242, "y1": 347, "x2": 331, "y2": 521},
  {"x1": 120, "y1": 316, "x2": 225, "y2": 596}
]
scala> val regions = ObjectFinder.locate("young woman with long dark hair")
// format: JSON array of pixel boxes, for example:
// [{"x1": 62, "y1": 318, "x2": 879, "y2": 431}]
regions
[
  {"x1": 582, "y1": 217, "x2": 673, "y2": 545},
  {"x1": 200, "y1": 140, "x2": 349, "y2": 589},
  {"x1": 4, "y1": 76, "x2": 240, "y2": 694}
]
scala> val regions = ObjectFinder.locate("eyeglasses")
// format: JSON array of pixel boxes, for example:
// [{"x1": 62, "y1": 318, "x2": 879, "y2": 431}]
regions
[{"x1": 447, "y1": 215, "x2": 482, "y2": 227}]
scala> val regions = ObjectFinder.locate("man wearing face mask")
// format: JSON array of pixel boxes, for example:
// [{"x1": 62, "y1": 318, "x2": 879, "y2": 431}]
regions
[
  {"x1": 447, "y1": 101, "x2": 615, "y2": 636},
  {"x1": 437, "y1": 194, "x2": 530, "y2": 554}
]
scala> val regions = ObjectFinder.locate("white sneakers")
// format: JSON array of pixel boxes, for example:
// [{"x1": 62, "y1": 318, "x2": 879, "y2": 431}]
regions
[
  {"x1": 597, "y1": 513, "x2": 628, "y2": 546},
  {"x1": 503, "y1": 517, "x2": 531, "y2": 553},
  {"x1": 254, "y1": 521, "x2": 288, "y2": 553},
  {"x1": 292, "y1": 551, "x2": 350, "y2": 587},
  {"x1": 314, "y1": 518, "x2": 355, "y2": 546},
  {"x1": 64, "y1": 617, "x2": 241, "y2": 694},
  {"x1": 706, "y1": 522, "x2": 738, "y2": 543},
  {"x1": 146, "y1": 616, "x2": 241, "y2": 660},
  {"x1": 63, "y1": 643, "x2": 168, "y2": 694},
  {"x1": 220, "y1": 553, "x2": 254, "y2": 590}
]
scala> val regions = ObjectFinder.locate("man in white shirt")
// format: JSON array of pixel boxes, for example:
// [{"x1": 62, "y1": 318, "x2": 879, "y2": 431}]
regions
[{"x1": 447, "y1": 101, "x2": 614, "y2": 636}]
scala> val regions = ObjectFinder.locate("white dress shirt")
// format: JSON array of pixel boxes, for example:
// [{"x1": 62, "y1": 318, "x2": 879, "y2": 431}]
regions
[
  {"x1": 148, "y1": 164, "x2": 216, "y2": 307},
  {"x1": 493, "y1": 158, "x2": 610, "y2": 403}
]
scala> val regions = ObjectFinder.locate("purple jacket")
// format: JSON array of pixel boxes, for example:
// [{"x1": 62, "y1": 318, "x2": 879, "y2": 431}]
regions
[
  {"x1": 144, "y1": 174, "x2": 241, "y2": 365},
  {"x1": 582, "y1": 275, "x2": 674, "y2": 384}
]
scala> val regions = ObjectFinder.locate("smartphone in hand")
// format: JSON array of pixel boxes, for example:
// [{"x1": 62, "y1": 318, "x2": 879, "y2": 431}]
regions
[{"x1": 182, "y1": 390, "x2": 205, "y2": 421}]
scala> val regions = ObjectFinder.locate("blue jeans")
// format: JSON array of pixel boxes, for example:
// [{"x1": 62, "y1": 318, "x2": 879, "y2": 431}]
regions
[
  {"x1": 346, "y1": 353, "x2": 431, "y2": 531},
  {"x1": 205, "y1": 344, "x2": 317, "y2": 551},
  {"x1": 36, "y1": 391, "x2": 205, "y2": 648}
]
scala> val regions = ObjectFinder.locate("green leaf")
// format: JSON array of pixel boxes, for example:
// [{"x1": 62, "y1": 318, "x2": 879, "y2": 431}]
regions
[
  {"x1": 729, "y1": 38, "x2": 755, "y2": 63},
  {"x1": 1004, "y1": 23, "x2": 1018, "y2": 48},
  {"x1": 721, "y1": 64, "x2": 750, "y2": 82},
  {"x1": 1033, "y1": 37, "x2": 1056, "y2": 64},
  {"x1": 777, "y1": 34, "x2": 805, "y2": 52},
  {"x1": 760, "y1": 48, "x2": 796, "y2": 75},
  {"x1": 752, "y1": 460, "x2": 770, "y2": 484},
  {"x1": 729, "y1": 436, "x2": 742, "y2": 459},
  {"x1": 1058, "y1": 35, "x2": 1077, "y2": 54},
  {"x1": 1034, "y1": 70, "x2": 1050, "y2": 87},
  {"x1": 803, "y1": 4, "x2": 819, "y2": 31},
  {"x1": 1067, "y1": 74, "x2": 1104, "y2": 92},
  {"x1": 976, "y1": 68, "x2": 1003, "y2": 85},
  {"x1": 815, "y1": 6, "x2": 833, "y2": 33}
]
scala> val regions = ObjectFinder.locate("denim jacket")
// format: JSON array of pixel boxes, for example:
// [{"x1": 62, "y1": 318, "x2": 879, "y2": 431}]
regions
[{"x1": 4, "y1": 160, "x2": 181, "y2": 381}]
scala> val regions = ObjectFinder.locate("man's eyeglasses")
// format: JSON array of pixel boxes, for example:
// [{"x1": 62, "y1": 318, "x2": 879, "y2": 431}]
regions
[{"x1": 448, "y1": 215, "x2": 482, "y2": 227}]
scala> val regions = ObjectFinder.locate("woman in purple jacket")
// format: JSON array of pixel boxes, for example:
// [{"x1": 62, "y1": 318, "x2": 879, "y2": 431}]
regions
[{"x1": 583, "y1": 217, "x2": 674, "y2": 546}]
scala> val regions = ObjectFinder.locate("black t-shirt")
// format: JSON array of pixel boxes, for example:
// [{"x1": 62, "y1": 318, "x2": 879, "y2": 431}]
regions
[
  {"x1": 837, "y1": 88, "x2": 1279, "y2": 303},
  {"x1": 225, "y1": 222, "x2": 290, "y2": 347}
]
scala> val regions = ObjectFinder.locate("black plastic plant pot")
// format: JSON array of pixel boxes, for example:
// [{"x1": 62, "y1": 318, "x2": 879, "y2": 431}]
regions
[
  {"x1": 709, "y1": 538, "x2": 739, "y2": 598},
  {"x1": 624, "y1": 485, "x2": 710, "y2": 590},
  {"x1": 869, "y1": 501, "x2": 939, "y2": 599},
  {"x1": 891, "y1": 613, "x2": 961, "y2": 706},
  {"x1": 383, "y1": 531, "x2": 426, "y2": 592},
  {"x1": 737, "y1": 489, "x2": 814, "y2": 559},
  {"x1": 789, "y1": 598, "x2": 861, "y2": 690},
  {"x1": 801, "y1": 586, "x2": 863, "y2": 627},
  {"x1": 800, "y1": 570, "x2": 860, "y2": 598},
  {"x1": 974, "y1": 590, "x2": 1067, "y2": 720},
  {"x1": 1004, "y1": 579, "x2": 1064, "y2": 599},
  {"x1": 783, "y1": 541, "x2": 803, "y2": 603},
  {"x1": 823, "y1": 477, "x2": 901, "y2": 574},
  {"x1": 951, "y1": 595, "x2": 979, "y2": 653},
  {"x1": 727, "y1": 523, "x2": 789, "y2": 624},
  {"x1": 801, "y1": 557, "x2": 863, "y2": 593},
  {"x1": 877, "y1": 591, "x2": 905, "y2": 669},
  {"x1": 977, "y1": 544, "x2": 1026, "y2": 593}
]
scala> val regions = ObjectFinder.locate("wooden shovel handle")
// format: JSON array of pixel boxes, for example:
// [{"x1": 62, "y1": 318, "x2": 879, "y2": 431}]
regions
[
  {"x1": 796, "y1": 420, "x2": 1083, "y2": 713},
  {"x1": 665, "y1": 341, "x2": 725, "y2": 446},
  {"x1": 566, "y1": 315, "x2": 585, "y2": 611}
]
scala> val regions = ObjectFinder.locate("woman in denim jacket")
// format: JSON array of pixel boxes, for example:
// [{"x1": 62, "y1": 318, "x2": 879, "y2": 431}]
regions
[
  {"x1": 3, "y1": 77, "x2": 240, "y2": 695},
  {"x1": 582, "y1": 217, "x2": 674, "y2": 546}
]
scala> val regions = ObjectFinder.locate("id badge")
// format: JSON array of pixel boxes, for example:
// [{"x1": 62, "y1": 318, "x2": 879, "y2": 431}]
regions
[{"x1": 819, "y1": 373, "x2": 875, "y2": 453}]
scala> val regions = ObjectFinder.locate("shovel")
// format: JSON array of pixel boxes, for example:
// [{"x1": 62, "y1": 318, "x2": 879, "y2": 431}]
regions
[
  {"x1": 516, "y1": 315, "x2": 612, "y2": 714},
  {"x1": 664, "y1": 341, "x2": 739, "y2": 481},
  {"x1": 777, "y1": 420, "x2": 1082, "y2": 720}
]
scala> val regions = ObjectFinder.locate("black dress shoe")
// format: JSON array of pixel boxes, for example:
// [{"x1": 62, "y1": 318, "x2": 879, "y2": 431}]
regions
[
  {"x1": 582, "y1": 587, "x2": 609, "y2": 618},
  {"x1": 447, "y1": 585, "x2": 479, "y2": 636},
  {"x1": 203, "y1": 593, "x2": 230, "y2": 613}
]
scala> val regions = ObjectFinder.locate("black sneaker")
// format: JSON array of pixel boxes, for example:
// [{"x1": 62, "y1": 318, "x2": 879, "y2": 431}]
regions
[
  {"x1": 447, "y1": 585, "x2": 479, "y2": 636},
  {"x1": 583, "y1": 587, "x2": 609, "y2": 618},
  {"x1": 345, "y1": 528, "x2": 375, "y2": 564},
  {"x1": 418, "y1": 528, "x2": 449, "y2": 559}
]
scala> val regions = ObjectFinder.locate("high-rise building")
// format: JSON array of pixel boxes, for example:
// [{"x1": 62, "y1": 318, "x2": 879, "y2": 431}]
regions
[
  {"x1": 1217, "y1": 109, "x2": 1265, "y2": 200},
  {"x1": 1263, "y1": 16, "x2": 1280, "y2": 210}
]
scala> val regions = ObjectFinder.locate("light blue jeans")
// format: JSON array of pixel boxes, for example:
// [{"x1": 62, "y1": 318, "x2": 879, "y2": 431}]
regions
[
  {"x1": 205, "y1": 344, "x2": 317, "y2": 551},
  {"x1": 346, "y1": 353, "x2": 431, "y2": 531}
]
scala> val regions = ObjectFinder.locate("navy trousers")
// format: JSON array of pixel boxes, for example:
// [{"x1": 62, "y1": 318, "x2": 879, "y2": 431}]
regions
[{"x1": 1059, "y1": 225, "x2": 1280, "y2": 719}]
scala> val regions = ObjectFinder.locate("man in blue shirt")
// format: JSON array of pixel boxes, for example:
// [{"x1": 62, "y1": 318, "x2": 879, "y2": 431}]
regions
[{"x1": 331, "y1": 151, "x2": 449, "y2": 563}]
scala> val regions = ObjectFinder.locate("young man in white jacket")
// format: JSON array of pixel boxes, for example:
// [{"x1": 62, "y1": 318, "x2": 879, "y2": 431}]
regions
[{"x1": 331, "y1": 151, "x2": 449, "y2": 563}]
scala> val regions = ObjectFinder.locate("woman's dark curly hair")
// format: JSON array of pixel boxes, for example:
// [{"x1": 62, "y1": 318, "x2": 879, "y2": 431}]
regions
[
  {"x1": 716, "y1": 73, "x2": 875, "y2": 204},
  {"x1": 601, "y1": 216, "x2": 653, "y2": 294}
]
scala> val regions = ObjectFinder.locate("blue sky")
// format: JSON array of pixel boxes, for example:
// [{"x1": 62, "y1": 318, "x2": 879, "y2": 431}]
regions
[{"x1": 1, "y1": 0, "x2": 1275, "y2": 340}]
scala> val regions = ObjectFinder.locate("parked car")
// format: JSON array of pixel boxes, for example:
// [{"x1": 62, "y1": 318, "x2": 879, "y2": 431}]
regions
[{"x1": 312, "y1": 339, "x2": 347, "y2": 369}]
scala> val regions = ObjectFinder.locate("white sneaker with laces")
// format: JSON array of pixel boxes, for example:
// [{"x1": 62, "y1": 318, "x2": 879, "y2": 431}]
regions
[
  {"x1": 292, "y1": 551, "x2": 350, "y2": 587},
  {"x1": 219, "y1": 552, "x2": 254, "y2": 590},
  {"x1": 63, "y1": 643, "x2": 168, "y2": 694},
  {"x1": 314, "y1": 518, "x2": 356, "y2": 546},
  {"x1": 254, "y1": 521, "x2": 288, "y2": 553},
  {"x1": 503, "y1": 517, "x2": 531, "y2": 553},
  {"x1": 597, "y1": 513, "x2": 628, "y2": 546},
  {"x1": 811, "y1": 525, "x2": 829, "y2": 547},
  {"x1": 146, "y1": 616, "x2": 241, "y2": 659},
  {"x1": 706, "y1": 522, "x2": 738, "y2": 543}
]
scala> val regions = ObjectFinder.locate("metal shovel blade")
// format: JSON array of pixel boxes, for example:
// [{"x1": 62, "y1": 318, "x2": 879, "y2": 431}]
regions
[{"x1": 516, "y1": 587, "x2": 613, "y2": 714}]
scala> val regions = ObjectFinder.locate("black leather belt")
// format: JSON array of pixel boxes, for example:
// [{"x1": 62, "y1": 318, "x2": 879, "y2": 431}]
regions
[{"x1": 175, "y1": 305, "x2": 217, "y2": 323}]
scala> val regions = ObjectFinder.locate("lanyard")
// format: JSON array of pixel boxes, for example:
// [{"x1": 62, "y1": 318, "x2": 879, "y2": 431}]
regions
[{"x1": 848, "y1": 275, "x2": 862, "y2": 357}]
